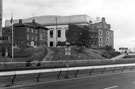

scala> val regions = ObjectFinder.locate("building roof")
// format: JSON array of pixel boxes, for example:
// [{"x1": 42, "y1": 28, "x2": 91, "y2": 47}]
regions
[
  {"x1": 69, "y1": 24, "x2": 98, "y2": 32},
  {"x1": 14, "y1": 19, "x2": 48, "y2": 30},
  {"x1": 5, "y1": 14, "x2": 91, "y2": 26}
]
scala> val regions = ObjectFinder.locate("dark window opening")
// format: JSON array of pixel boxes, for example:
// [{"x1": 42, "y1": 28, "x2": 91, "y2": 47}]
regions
[
  {"x1": 50, "y1": 30, "x2": 53, "y2": 38},
  {"x1": 57, "y1": 30, "x2": 61, "y2": 37},
  {"x1": 50, "y1": 42, "x2": 53, "y2": 47}
]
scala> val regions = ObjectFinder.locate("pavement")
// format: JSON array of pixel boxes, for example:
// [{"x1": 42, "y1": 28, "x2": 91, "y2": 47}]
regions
[
  {"x1": 1, "y1": 67, "x2": 135, "y2": 89},
  {"x1": 110, "y1": 53, "x2": 127, "y2": 60}
]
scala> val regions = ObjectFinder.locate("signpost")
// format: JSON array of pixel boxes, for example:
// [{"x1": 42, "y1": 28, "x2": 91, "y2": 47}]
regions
[{"x1": 65, "y1": 41, "x2": 71, "y2": 78}]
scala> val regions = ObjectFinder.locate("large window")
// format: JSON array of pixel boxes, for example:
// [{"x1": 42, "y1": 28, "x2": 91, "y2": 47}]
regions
[
  {"x1": 50, "y1": 30, "x2": 53, "y2": 38},
  {"x1": 99, "y1": 30, "x2": 102, "y2": 36},
  {"x1": 57, "y1": 30, "x2": 61, "y2": 37},
  {"x1": 27, "y1": 35, "x2": 29, "y2": 40},
  {"x1": 50, "y1": 41, "x2": 53, "y2": 47}
]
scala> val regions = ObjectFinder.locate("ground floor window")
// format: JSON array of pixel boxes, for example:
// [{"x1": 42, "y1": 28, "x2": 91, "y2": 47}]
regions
[{"x1": 50, "y1": 41, "x2": 53, "y2": 47}]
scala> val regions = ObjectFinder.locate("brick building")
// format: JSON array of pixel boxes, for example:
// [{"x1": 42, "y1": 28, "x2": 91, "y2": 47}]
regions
[
  {"x1": 89, "y1": 17, "x2": 114, "y2": 48},
  {"x1": 2, "y1": 19, "x2": 48, "y2": 48}
]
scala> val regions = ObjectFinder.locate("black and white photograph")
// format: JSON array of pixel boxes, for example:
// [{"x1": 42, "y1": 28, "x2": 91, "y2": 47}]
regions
[{"x1": 0, "y1": 0, "x2": 135, "y2": 89}]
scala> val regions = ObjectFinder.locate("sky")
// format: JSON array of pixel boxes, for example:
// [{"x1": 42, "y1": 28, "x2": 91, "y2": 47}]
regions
[{"x1": 3, "y1": 0, "x2": 135, "y2": 50}]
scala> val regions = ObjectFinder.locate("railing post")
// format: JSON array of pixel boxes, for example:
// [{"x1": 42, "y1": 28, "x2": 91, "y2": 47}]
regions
[
  {"x1": 89, "y1": 69, "x2": 94, "y2": 76},
  {"x1": 64, "y1": 71, "x2": 69, "y2": 79},
  {"x1": 101, "y1": 68, "x2": 106, "y2": 74},
  {"x1": 122, "y1": 67, "x2": 125, "y2": 72},
  {"x1": 75, "y1": 70, "x2": 79, "y2": 77},
  {"x1": 130, "y1": 66, "x2": 134, "y2": 70},
  {"x1": 37, "y1": 73, "x2": 41, "y2": 82},
  {"x1": 112, "y1": 67, "x2": 116, "y2": 73},
  {"x1": 12, "y1": 74, "x2": 16, "y2": 85},
  {"x1": 58, "y1": 71, "x2": 62, "y2": 79}
]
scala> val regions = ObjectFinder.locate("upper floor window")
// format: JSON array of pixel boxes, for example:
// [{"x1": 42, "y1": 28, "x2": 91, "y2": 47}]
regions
[
  {"x1": 35, "y1": 36, "x2": 38, "y2": 41},
  {"x1": 106, "y1": 31, "x2": 109, "y2": 35},
  {"x1": 27, "y1": 28, "x2": 30, "y2": 32},
  {"x1": 31, "y1": 36, "x2": 34, "y2": 40},
  {"x1": 57, "y1": 30, "x2": 61, "y2": 37},
  {"x1": 27, "y1": 35, "x2": 29, "y2": 40},
  {"x1": 35, "y1": 30, "x2": 38, "y2": 34},
  {"x1": 31, "y1": 28, "x2": 34, "y2": 33},
  {"x1": 50, "y1": 30, "x2": 53, "y2": 38},
  {"x1": 99, "y1": 30, "x2": 102, "y2": 36}
]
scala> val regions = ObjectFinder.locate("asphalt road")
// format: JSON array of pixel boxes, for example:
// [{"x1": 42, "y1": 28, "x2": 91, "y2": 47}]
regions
[{"x1": 2, "y1": 68, "x2": 135, "y2": 89}]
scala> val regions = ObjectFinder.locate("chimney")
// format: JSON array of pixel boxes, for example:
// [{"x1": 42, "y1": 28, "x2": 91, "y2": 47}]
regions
[
  {"x1": 19, "y1": 19, "x2": 23, "y2": 24},
  {"x1": 102, "y1": 17, "x2": 105, "y2": 22},
  {"x1": 32, "y1": 19, "x2": 35, "y2": 23}
]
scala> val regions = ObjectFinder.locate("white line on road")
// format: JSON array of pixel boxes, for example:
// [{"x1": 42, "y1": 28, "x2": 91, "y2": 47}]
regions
[{"x1": 104, "y1": 86, "x2": 118, "y2": 89}]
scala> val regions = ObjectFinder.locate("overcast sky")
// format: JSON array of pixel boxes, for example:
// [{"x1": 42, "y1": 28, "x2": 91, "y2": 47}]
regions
[{"x1": 3, "y1": 0, "x2": 135, "y2": 50}]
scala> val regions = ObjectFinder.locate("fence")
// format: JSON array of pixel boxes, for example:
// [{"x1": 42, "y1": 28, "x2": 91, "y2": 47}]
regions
[{"x1": 1, "y1": 63, "x2": 135, "y2": 85}]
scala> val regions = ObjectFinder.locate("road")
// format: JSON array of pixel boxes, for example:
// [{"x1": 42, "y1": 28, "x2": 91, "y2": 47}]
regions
[{"x1": 2, "y1": 69, "x2": 135, "y2": 89}]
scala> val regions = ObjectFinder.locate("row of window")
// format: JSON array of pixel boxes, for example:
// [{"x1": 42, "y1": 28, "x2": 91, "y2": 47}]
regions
[
  {"x1": 99, "y1": 30, "x2": 109, "y2": 36},
  {"x1": 27, "y1": 28, "x2": 38, "y2": 33},
  {"x1": 27, "y1": 35, "x2": 38, "y2": 41},
  {"x1": 50, "y1": 30, "x2": 61, "y2": 38}
]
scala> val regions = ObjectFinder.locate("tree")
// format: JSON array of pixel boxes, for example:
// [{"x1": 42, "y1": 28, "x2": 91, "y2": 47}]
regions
[{"x1": 66, "y1": 24, "x2": 91, "y2": 48}]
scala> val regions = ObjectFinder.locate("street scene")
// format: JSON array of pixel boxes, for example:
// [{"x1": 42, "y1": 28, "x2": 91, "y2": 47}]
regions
[{"x1": 0, "y1": 0, "x2": 135, "y2": 89}]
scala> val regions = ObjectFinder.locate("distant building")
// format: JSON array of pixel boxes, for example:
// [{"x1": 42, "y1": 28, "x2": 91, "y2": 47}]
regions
[
  {"x1": 5, "y1": 15, "x2": 113, "y2": 48},
  {"x1": 89, "y1": 17, "x2": 114, "y2": 48},
  {"x1": 2, "y1": 19, "x2": 48, "y2": 48},
  {"x1": 5, "y1": 14, "x2": 92, "y2": 47},
  {"x1": 0, "y1": 0, "x2": 2, "y2": 37}
]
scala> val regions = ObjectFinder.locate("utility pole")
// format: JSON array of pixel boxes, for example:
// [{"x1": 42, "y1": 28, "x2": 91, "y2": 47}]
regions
[
  {"x1": 11, "y1": 12, "x2": 14, "y2": 59},
  {"x1": 55, "y1": 17, "x2": 57, "y2": 46}
]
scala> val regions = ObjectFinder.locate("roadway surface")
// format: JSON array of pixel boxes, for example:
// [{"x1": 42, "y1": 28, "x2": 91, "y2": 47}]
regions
[{"x1": 1, "y1": 67, "x2": 135, "y2": 89}]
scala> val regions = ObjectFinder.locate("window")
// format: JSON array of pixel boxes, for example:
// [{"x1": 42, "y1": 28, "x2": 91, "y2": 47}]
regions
[
  {"x1": 91, "y1": 41, "x2": 93, "y2": 45},
  {"x1": 57, "y1": 30, "x2": 61, "y2": 37},
  {"x1": 99, "y1": 37, "x2": 102, "y2": 42},
  {"x1": 107, "y1": 38, "x2": 109, "y2": 42},
  {"x1": 50, "y1": 30, "x2": 53, "y2": 38},
  {"x1": 31, "y1": 36, "x2": 34, "y2": 40},
  {"x1": 99, "y1": 30, "x2": 102, "y2": 35},
  {"x1": 50, "y1": 42, "x2": 53, "y2": 47},
  {"x1": 106, "y1": 31, "x2": 109, "y2": 35},
  {"x1": 35, "y1": 30, "x2": 38, "y2": 34},
  {"x1": 31, "y1": 28, "x2": 33, "y2": 33},
  {"x1": 27, "y1": 35, "x2": 29, "y2": 40},
  {"x1": 35, "y1": 36, "x2": 37, "y2": 41},
  {"x1": 40, "y1": 34, "x2": 43, "y2": 40},
  {"x1": 27, "y1": 28, "x2": 29, "y2": 32}
]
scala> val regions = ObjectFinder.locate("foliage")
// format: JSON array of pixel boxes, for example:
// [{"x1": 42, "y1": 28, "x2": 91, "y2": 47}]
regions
[{"x1": 66, "y1": 24, "x2": 91, "y2": 48}]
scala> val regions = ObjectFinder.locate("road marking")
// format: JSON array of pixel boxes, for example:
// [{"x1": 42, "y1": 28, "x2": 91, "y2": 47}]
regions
[{"x1": 104, "y1": 86, "x2": 118, "y2": 89}]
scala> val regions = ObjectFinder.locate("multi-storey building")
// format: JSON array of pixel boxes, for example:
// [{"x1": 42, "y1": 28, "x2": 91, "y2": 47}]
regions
[
  {"x1": 5, "y1": 14, "x2": 92, "y2": 47},
  {"x1": 0, "y1": 0, "x2": 2, "y2": 37},
  {"x1": 2, "y1": 19, "x2": 48, "y2": 48},
  {"x1": 90, "y1": 17, "x2": 114, "y2": 48},
  {"x1": 5, "y1": 15, "x2": 113, "y2": 48}
]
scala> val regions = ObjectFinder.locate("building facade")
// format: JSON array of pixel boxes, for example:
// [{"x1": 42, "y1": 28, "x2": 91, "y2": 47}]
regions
[
  {"x1": 5, "y1": 15, "x2": 113, "y2": 48},
  {"x1": 2, "y1": 19, "x2": 48, "y2": 48},
  {"x1": 90, "y1": 17, "x2": 114, "y2": 48},
  {"x1": 5, "y1": 14, "x2": 92, "y2": 47}
]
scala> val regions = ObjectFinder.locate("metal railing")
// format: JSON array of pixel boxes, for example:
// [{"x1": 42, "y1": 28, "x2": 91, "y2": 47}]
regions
[{"x1": 1, "y1": 63, "x2": 135, "y2": 85}]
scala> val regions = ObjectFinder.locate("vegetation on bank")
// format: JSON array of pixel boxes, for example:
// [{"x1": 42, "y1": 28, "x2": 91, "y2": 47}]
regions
[{"x1": 0, "y1": 46, "x2": 47, "y2": 62}]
